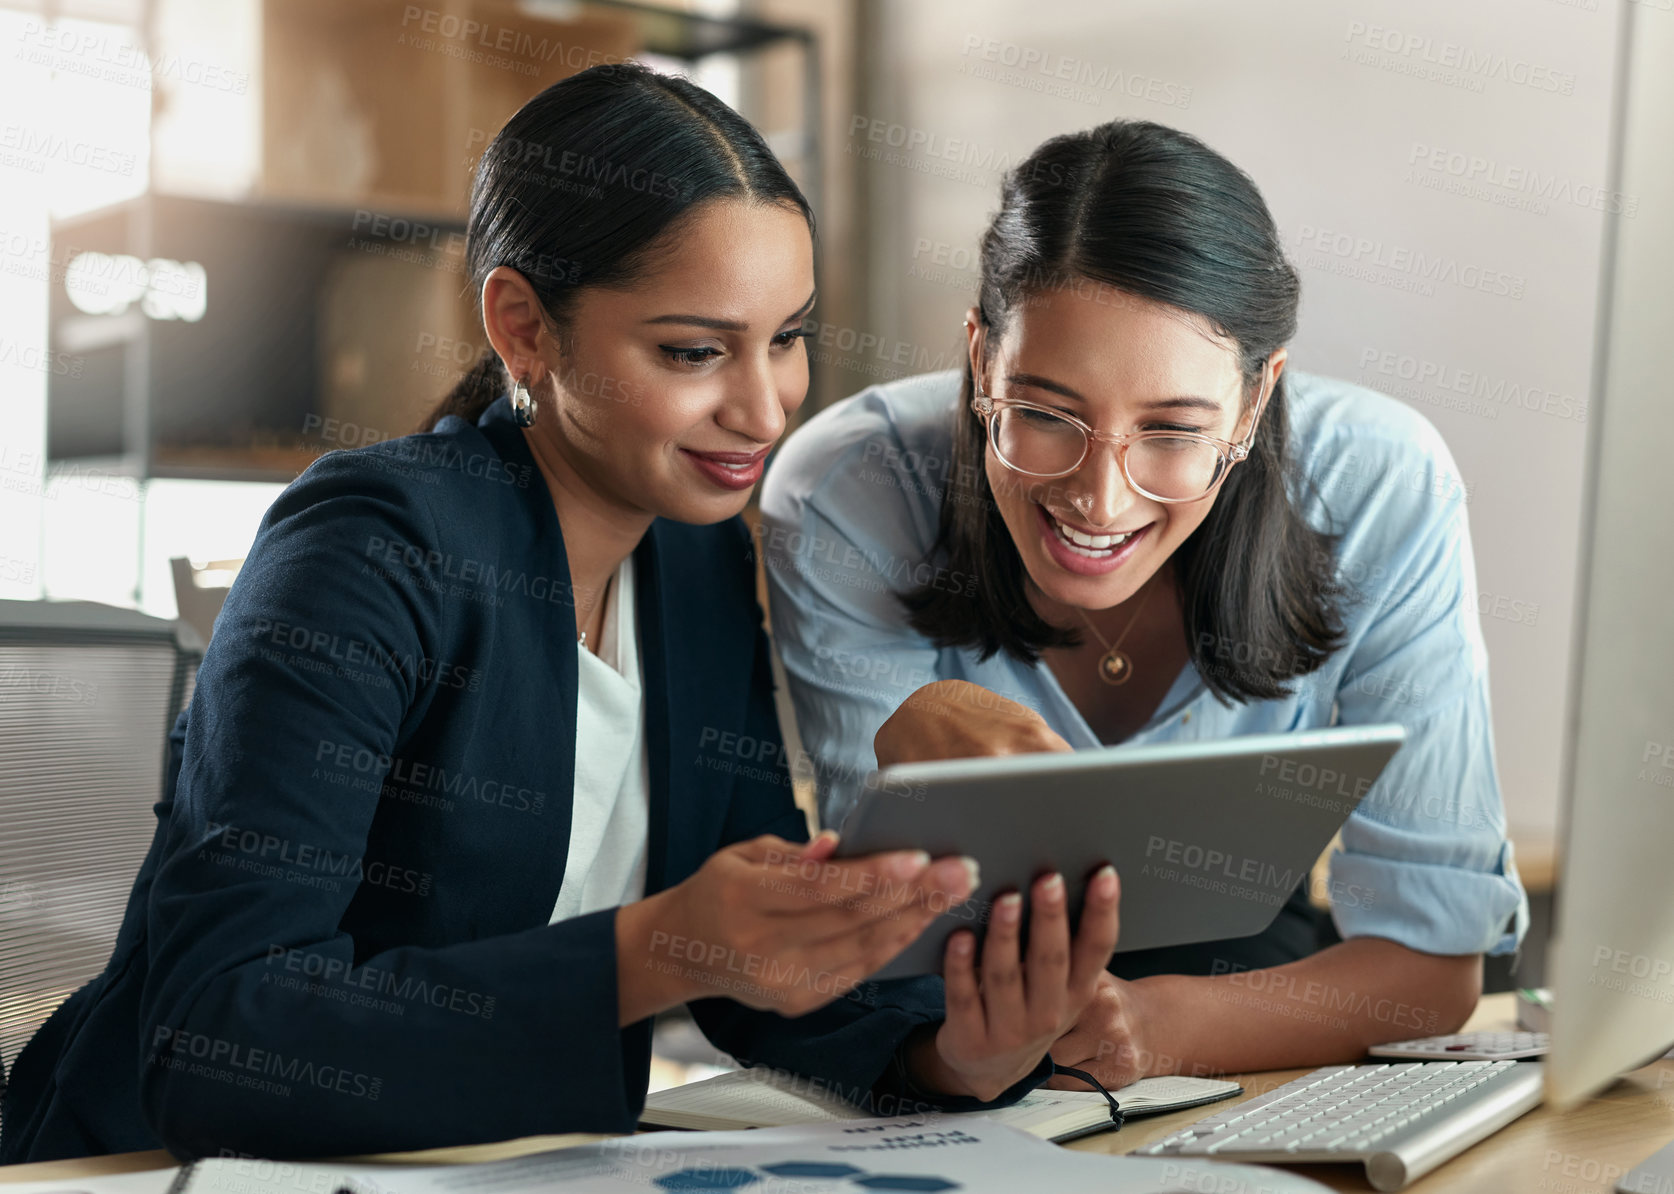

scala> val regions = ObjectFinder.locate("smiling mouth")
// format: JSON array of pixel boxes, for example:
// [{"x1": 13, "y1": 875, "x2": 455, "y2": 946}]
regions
[
  {"x1": 1043, "y1": 508, "x2": 1145, "y2": 558},
  {"x1": 679, "y1": 447, "x2": 770, "y2": 492},
  {"x1": 685, "y1": 449, "x2": 767, "y2": 468}
]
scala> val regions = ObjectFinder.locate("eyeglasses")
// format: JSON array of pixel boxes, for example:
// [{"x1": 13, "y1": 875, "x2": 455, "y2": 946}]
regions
[{"x1": 970, "y1": 372, "x2": 1270, "y2": 503}]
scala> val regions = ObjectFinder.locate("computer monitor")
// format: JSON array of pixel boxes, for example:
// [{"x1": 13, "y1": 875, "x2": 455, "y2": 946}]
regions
[{"x1": 1544, "y1": 0, "x2": 1674, "y2": 1111}]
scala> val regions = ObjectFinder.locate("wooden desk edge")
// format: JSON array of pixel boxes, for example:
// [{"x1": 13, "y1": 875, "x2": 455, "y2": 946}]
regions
[{"x1": 7, "y1": 995, "x2": 1668, "y2": 1194}]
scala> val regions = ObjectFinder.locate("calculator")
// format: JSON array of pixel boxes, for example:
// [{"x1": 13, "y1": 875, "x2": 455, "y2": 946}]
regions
[{"x1": 1366, "y1": 1030, "x2": 1550, "y2": 1061}]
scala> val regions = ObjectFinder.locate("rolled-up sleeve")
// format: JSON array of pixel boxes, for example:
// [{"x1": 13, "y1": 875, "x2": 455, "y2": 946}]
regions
[{"x1": 1322, "y1": 430, "x2": 1529, "y2": 957}]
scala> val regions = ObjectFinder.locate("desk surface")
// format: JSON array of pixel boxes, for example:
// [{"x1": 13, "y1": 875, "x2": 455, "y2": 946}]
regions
[{"x1": 4, "y1": 994, "x2": 1668, "y2": 1192}]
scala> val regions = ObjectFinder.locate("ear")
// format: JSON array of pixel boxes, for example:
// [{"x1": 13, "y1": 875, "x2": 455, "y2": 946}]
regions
[
  {"x1": 1267, "y1": 346, "x2": 1289, "y2": 392},
  {"x1": 1236, "y1": 346, "x2": 1289, "y2": 440},
  {"x1": 963, "y1": 306, "x2": 990, "y2": 394},
  {"x1": 481, "y1": 266, "x2": 554, "y2": 386}
]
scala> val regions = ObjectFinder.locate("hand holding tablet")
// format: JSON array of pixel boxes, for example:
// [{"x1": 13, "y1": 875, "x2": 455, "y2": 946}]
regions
[{"x1": 838, "y1": 724, "x2": 1406, "y2": 979}]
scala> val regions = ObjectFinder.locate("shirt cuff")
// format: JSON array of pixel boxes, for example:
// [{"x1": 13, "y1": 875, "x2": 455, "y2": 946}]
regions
[{"x1": 1329, "y1": 838, "x2": 1530, "y2": 956}]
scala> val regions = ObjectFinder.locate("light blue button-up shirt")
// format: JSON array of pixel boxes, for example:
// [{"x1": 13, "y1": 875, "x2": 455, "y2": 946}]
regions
[{"x1": 760, "y1": 369, "x2": 1528, "y2": 958}]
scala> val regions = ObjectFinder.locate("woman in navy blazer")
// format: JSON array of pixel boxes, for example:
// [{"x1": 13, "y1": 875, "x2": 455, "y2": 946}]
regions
[{"x1": 0, "y1": 64, "x2": 1121, "y2": 1163}]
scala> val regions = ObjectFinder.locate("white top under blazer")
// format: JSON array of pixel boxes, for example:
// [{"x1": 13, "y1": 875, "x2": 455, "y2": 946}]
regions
[{"x1": 550, "y1": 553, "x2": 650, "y2": 923}]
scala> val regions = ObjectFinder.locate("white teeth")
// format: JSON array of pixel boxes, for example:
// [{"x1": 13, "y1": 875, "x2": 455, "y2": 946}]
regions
[
  {"x1": 719, "y1": 462, "x2": 747, "y2": 470},
  {"x1": 1049, "y1": 511, "x2": 1133, "y2": 555}
]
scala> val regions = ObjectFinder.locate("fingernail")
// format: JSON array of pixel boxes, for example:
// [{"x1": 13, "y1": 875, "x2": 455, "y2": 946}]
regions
[
  {"x1": 1094, "y1": 865, "x2": 1117, "y2": 897},
  {"x1": 930, "y1": 856, "x2": 974, "y2": 894},
  {"x1": 1039, "y1": 873, "x2": 1064, "y2": 901},
  {"x1": 814, "y1": 829, "x2": 840, "y2": 848},
  {"x1": 951, "y1": 933, "x2": 974, "y2": 957},
  {"x1": 892, "y1": 850, "x2": 932, "y2": 880},
  {"x1": 960, "y1": 856, "x2": 982, "y2": 893},
  {"x1": 997, "y1": 892, "x2": 1022, "y2": 923}
]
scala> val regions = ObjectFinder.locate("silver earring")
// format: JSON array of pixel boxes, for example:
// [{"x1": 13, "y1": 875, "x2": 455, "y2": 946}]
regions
[{"x1": 511, "y1": 374, "x2": 537, "y2": 428}]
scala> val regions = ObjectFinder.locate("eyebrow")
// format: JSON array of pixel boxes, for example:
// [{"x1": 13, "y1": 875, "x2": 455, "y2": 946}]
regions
[
  {"x1": 1005, "y1": 371, "x2": 1224, "y2": 414},
  {"x1": 644, "y1": 290, "x2": 817, "y2": 332}
]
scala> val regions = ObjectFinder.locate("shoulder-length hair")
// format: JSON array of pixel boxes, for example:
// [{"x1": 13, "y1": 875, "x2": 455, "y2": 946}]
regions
[{"x1": 901, "y1": 120, "x2": 1343, "y2": 704}]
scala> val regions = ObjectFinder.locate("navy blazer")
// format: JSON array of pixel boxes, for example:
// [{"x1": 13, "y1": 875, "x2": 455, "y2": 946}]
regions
[{"x1": 1, "y1": 396, "x2": 1032, "y2": 1163}]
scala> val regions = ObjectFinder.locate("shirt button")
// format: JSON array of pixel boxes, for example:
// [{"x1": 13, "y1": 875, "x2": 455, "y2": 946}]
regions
[{"x1": 1182, "y1": 710, "x2": 1193, "y2": 724}]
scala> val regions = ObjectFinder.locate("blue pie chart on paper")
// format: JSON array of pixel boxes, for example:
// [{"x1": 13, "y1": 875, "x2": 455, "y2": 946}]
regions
[
  {"x1": 760, "y1": 1163, "x2": 865, "y2": 1178},
  {"x1": 852, "y1": 1177, "x2": 962, "y2": 1191},
  {"x1": 653, "y1": 1168, "x2": 760, "y2": 1190}
]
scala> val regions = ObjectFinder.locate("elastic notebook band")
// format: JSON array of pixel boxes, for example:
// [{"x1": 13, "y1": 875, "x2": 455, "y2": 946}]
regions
[{"x1": 1051, "y1": 1063, "x2": 1125, "y2": 1128}]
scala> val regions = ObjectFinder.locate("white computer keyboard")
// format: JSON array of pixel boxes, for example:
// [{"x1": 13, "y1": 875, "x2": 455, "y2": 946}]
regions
[
  {"x1": 1367, "y1": 1030, "x2": 1549, "y2": 1061},
  {"x1": 1138, "y1": 1060, "x2": 1544, "y2": 1191}
]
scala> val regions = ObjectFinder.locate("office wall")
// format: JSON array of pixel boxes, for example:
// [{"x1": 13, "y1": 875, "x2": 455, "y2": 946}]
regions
[{"x1": 848, "y1": 0, "x2": 1626, "y2": 838}]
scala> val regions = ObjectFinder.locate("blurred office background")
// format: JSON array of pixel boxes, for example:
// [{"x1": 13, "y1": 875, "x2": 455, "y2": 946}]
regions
[{"x1": 0, "y1": 0, "x2": 1646, "y2": 1080}]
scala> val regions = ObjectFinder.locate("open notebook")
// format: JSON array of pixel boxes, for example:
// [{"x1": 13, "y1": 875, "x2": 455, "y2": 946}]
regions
[{"x1": 641, "y1": 1066, "x2": 1242, "y2": 1144}]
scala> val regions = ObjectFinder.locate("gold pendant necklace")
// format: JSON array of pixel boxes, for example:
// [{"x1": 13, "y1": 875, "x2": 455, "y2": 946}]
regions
[{"x1": 1074, "y1": 580, "x2": 1158, "y2": 687}]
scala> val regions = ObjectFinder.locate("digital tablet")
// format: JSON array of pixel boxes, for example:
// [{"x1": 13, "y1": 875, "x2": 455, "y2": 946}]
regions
[{"x1": 835, "y1": 723, "x2": 1405, "y2": 979}]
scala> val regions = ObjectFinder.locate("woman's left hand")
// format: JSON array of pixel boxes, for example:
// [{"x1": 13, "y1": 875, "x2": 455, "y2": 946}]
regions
[
  {"x1": 1041, "y1": 971, "x2": 1153, "y2": 1090},
  {"x1": 903, "y1": 865, "x2": 1122, "y2": 1102}
]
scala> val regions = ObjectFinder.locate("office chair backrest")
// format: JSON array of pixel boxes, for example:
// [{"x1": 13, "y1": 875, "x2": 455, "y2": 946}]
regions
[
  {"x1": 169, "y1": 556, "x2": 240, "y2": 648},
  {"x1": 0, "y1": 600, "x2": 201, "y2": 1096}
]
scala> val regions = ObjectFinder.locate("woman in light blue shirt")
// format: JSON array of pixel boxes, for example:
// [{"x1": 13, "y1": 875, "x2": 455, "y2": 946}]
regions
[{"x1": 760, "y1": 120, "x2": 1528, "y2": 1089}]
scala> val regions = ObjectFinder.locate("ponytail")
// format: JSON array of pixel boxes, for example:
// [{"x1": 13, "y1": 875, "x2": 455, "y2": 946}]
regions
[
  {"x1": 416, "y1": 353, "x2": 505, "y2": 433},
  {"x1": 410, "y1": 61, "x2": 812, "y2": 437}
]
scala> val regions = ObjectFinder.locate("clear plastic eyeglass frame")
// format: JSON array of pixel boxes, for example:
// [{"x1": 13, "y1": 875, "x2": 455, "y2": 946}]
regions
[{"x1": 969, "y1": 370, "x2": 1272, "y2": 503}]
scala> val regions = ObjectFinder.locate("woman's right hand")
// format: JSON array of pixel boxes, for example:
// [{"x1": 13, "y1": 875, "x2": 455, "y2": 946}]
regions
[
  {"x1": 615, "y1": 830, "x2": 979, "y2": 1023},
  {"x1": 874, "y1": 679, "x2": 1072, "y2": 769}
]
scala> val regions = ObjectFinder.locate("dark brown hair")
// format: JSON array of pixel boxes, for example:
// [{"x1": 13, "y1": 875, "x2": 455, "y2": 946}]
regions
[
  {"x1": 418, "y1": 62, "x2": 814, "y2": 432},
  {"x1": 901, "y1": 120, "x2": 1343, "y2": 704}
]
